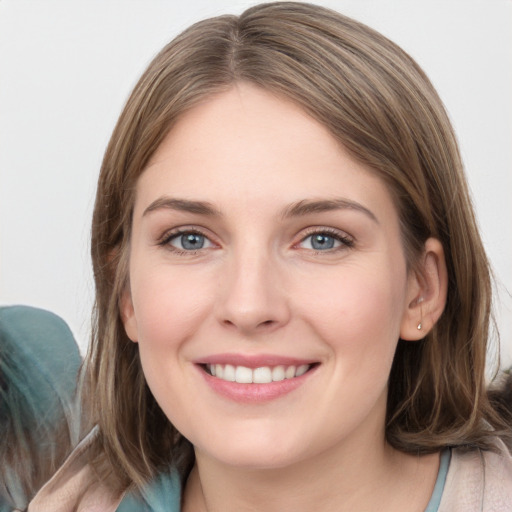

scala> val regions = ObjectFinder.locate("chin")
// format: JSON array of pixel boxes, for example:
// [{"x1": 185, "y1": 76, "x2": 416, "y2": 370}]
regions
[{"x1": 193, "y1": 429, "x2": 310, "y2": 470}]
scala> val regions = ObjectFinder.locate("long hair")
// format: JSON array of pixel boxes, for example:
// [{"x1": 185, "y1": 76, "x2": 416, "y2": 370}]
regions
[{"x1": 85, "y1": 1, "x2": 510, "y2": 490}]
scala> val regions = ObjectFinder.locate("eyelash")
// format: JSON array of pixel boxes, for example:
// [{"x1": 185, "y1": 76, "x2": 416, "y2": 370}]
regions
[
  {"x1": 297, "y1": 227, "x2": 354, "y2": 253},
  {"x1": 158, "y1": 228, "x2": 214, "y2": 255},
  {"x1": 158, "y1": 227, "x2": 354, "y2": 255}
]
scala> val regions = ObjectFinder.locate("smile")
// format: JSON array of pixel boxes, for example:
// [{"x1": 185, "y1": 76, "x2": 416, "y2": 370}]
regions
[
  {"x1": 205, "y1": 363, "x2": 311, "y2": 383},
  {"x1": 197, "y1": 359, "x2": 318, "y2": 403}
]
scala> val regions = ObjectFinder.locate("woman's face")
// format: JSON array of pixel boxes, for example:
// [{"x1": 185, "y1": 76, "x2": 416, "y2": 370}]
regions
[{"x1": 122, "y1": 84, "x2": 420, "y2": 469}]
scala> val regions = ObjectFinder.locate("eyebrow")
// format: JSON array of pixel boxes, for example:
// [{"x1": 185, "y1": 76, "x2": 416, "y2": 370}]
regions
[
  {"x1": 143, "y1": 197, "x2": 221, "y2": 217},
  {"x1": 282, "y1": 198, "x2": 378, "y2": 223},
  {"x1": 142, "y1": 196, "x2": 378, "y2": 223}
]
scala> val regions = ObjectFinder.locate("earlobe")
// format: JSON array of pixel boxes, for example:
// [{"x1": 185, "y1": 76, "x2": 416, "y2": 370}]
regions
[
  {"x1": 400, "y1": 238, "x2": 448, "y2": 341},
  {"x1": 415, "y1": 296, "x2": 424, "y2": 331},
  {"x1": 120, "y1": 287, "x2": 139, "y2": 343}
]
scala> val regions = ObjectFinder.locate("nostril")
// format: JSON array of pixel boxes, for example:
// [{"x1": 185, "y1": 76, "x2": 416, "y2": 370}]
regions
[
  {"x1": 221, "y1": 317, "x2": 277, "y2": 333},
  {"x1": 256, "y1": 319, "x2": 277, "y2": 329}
]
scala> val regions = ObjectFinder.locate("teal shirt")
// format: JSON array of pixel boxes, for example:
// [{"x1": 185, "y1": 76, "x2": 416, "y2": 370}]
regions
[
  {"x1": 425, "y1": 449, "x2": 451, "y2": 512},
  {"x1": 117, "y1": 470, "x2": 181, "y2": 512}
]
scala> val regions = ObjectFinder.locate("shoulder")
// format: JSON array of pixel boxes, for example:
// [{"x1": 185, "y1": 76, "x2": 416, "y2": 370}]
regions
[
  {"x1": 480, "y1": 440, "x2": 512, "y2": 510},
  {"x1": 28, "y1": 428, "x2": 182, "y2": 512},
  {"x1": 0, "y1": 305, "x2": 81, "y2": 409},
  {"x1": 439, "y1": 438, "x2": 512, "y2": 512},
  {"x1": 28, "y1": 429, "x2": 123, "y2": 512}
]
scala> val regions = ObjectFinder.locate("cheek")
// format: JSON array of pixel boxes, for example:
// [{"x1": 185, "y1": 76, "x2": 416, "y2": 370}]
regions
[
  {"x1": 130, "y1": 263, "x2": 215, "y2": 348},
  {"x1": 129, "y1": 265, "x2": 216, "y2": 426},
  {"x1": 297, "y1": 261, "x2": 407, "y2": 356}
]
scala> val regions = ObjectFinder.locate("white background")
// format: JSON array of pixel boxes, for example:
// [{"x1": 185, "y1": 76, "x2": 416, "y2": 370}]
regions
[{"x1": 1, "y1": 0, "x2": 511, "y2": 369}]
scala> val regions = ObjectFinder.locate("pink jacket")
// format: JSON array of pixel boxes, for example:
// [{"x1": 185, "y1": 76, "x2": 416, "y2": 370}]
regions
[{"x1": 438, "y1": 439, "x2": 512, "y2": 511}]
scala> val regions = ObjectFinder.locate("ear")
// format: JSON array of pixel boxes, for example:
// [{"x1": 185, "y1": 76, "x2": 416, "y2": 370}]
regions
[
  {"x1": 400, "y1": 238, "x2": 448, "y2": 341},
  {"x1": 120, "y1": 286, "x2": 139, "y2": 343}
]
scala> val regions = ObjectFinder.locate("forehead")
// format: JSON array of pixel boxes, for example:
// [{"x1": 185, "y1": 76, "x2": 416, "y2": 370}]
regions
[{"x1": 134, "y1": 84, "x2": 397, "y2": 224}]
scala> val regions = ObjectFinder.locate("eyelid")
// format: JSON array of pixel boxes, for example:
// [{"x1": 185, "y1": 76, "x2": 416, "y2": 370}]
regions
[
  {"x1": 157, "y1": 226, "x2": 219, "y2": 252},
  {"x1": 295, "y1": 226, "x2": 354, "y2": 251},
  {"x1": 156, "y1": 225, "x2": 353, "y2": 254}
]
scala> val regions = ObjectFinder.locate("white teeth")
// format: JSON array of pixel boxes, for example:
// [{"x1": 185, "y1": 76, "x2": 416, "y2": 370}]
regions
[
  {"x1": 207, "y1": 363, "x2": 312, "y2": 383},
  {"x1": 296, "y1": 364, "x2": 309, "y2": 377},
  {"x1": 223, "y1": 364, "x2": 236, "y2": 382},
  {"x1": 235, "y1": 366, "x2": 253, "y2": 383},
  {"x1": 253, "y1": 366, "x2": 272, "y2": 384},
  {"x1": 271, "y1": 365, "x2": 285, "y2": 382},
  {"x1": 285, "y1": 366, "x2": 296, "y2": 379}
]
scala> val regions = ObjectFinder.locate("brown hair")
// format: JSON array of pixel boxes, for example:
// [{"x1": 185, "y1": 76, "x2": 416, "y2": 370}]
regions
[{"x1": 85, "y1": 1, "x2": 510, "y2": 490}]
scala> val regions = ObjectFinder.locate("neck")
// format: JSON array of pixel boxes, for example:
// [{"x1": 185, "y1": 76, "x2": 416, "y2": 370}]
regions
[{"x1": 182, "y1": 432, "x2": 439, "y2": 512}]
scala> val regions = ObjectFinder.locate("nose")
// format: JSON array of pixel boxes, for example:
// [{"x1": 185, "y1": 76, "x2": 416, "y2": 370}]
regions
[{"x1": 215, "y1": 248, "x2": 290, "y2": 335}]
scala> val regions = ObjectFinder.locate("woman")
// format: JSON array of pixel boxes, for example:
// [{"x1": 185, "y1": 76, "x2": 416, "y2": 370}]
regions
[{"x1": 29, "y1": 2, "x2": 512, "y2": 511}]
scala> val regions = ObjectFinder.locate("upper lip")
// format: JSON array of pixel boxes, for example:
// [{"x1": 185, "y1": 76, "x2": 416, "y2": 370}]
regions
[{"x1": 194, "y1": 353, "x2": 317, "y2": 368}]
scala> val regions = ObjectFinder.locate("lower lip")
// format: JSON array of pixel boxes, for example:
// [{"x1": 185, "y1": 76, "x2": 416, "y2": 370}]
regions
[{"x1": 197, "y1": 366, "x2": 316, "y2": 403}]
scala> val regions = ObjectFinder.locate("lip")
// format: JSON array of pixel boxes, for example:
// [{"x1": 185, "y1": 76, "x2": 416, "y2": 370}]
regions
[
  {"x1": 194, "y1": 353, "x2": 319, "y2": 404},
  {"x1": 194, "y1": 353, "x2": 315, "y2": 368}
]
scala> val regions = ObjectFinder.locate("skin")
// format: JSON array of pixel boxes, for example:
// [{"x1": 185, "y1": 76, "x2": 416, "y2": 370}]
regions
[{"x1": 122, "y1": 83, "x2": 447, "y2": 511}]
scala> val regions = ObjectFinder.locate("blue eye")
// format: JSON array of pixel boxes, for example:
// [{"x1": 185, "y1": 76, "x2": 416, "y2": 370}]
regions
[
  {"x1": 309, "y1": 234, "x2": 338, "y2": 250},
  {"x1": 168, "y1": 232, "x2": 212, "y2": 251},
  {"x1": 299, "y1": 231, "x2": 351, "y2": 251}
]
